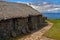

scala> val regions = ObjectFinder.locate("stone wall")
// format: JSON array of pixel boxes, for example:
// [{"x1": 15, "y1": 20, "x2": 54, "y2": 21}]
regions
[{"x1": 0, "y1": 15, "x2": 47, "y2": 38}]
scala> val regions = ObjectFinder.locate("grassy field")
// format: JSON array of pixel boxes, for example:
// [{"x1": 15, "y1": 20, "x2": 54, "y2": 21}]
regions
[{"x1": 44, "y1": 19, "x2": 60, "y2": 40}]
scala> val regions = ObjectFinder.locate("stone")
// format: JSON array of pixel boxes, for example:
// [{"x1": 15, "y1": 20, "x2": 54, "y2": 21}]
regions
[
  {"x1": 11, "y1": 31, "x2": 16, "y2": 37},
  {"x1": 0, "y1": 15, "x2": 47, "y2": 38},
  {"x1": 21, "y1": 27, "x2": 27, "y2": 34}
]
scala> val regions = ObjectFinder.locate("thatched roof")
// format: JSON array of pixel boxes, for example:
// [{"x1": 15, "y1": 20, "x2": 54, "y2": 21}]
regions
[{"x1": 0, "y1": 2, "x2": 41, "y2": 20}]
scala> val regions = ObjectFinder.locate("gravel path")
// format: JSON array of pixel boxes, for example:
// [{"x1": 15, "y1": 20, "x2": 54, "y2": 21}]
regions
[{"x1": 18, "y1": 22, "x2": 53, "y2": 40}]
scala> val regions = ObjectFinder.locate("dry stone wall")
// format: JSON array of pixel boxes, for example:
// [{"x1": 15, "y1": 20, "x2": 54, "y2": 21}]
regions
[{"x1": 0, "y1": 15, "x2": 47, "y2": 38}]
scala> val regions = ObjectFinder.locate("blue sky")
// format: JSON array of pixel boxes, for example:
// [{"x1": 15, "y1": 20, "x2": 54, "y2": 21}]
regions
[
  {"x1": 6, "y1": 0, "x2": 33, "y2": 2},
  {"x1": 5, "y1": 0, "x2": 60, "y2": 4}
]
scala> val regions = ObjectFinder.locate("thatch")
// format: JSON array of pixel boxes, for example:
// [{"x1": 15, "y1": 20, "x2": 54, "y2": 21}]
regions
[{"x1": 0, "y1": 2, "x2": 41, "y2": 20}]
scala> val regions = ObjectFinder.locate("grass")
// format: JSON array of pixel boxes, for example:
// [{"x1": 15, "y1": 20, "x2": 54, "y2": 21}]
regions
[{"x1": 44, "y1": 19, "x2": 60, "y2": 40}]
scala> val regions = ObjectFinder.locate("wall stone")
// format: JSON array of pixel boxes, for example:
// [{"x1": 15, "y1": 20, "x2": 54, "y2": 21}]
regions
[
  {"x1": 0, "y1": 15, "x2": 47, "y2": 38},
  {"x1": 15, "y1": 18, "x2": 28, "y2": 34}
]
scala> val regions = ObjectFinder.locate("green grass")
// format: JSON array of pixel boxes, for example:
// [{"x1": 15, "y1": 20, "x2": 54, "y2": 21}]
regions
[{"x1": 44, "y1": 19, "x2": 60, "y2": 40}]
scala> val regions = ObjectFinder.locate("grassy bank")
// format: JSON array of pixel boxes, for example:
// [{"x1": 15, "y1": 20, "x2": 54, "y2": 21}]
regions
[{"x1": 44, "y1": 19, "x2": 60, "y2": 40}]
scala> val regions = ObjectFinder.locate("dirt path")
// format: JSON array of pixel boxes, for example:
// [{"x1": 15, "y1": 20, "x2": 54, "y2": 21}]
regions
[
  {"x1": 40, "y1": 36, "x2": 55, "y2": 40},
  {"x1": 18, "y1": 22, "x2": 53, "y2": 40}
]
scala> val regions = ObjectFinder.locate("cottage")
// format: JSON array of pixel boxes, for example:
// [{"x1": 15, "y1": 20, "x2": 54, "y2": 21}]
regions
[{"x1": 0, "y1": 2, "x2": 47, "y2": 38}]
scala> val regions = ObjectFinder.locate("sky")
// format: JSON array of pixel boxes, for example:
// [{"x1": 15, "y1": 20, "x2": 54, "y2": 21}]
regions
[
  {"x1": 5, "y1": 0, "x2": 60, "y2": 4},
  {"x1": 4, "y1": 0, "x2": 60, "y2": 13}
]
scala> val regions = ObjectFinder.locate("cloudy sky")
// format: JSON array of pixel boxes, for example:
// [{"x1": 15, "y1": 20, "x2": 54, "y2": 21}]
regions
[
  {"x1": 5, "y1": 0, "x2": 60, "y2": 4},
  {"x1": 4, "y1": 0, "x2": 60, "y2": 13}
]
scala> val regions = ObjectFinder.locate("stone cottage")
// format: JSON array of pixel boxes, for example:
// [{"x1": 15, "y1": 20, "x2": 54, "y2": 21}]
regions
[{"x1": 0, "y1": 2, "x2": 47, "y2": 38}]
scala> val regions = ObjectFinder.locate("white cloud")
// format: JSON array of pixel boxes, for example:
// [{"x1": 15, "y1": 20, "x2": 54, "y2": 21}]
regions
[
  {"x1": 47, "y1": 8, "x2": 60, "y2": 12},
  {"x1": 43, "y1": 2, "x2": 48, "y2": 4},
  {"x1": 54, "y1": 8, "x2": 60, "y2": 10},
  {"x1": 31, "y1": 4, "x2": 60, "y2": 13},
  {"x1": 16, "y1": 1, "x2": 27, "y2": 4}
]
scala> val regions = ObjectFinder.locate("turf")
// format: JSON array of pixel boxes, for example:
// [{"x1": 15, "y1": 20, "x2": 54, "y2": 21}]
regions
[{"x1": 44, "y1": 19, "x2": 60, "y2": 40}]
